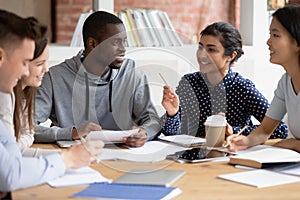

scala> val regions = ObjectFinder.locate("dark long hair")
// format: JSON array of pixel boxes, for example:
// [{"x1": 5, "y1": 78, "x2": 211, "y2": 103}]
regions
[
  {"x1": 272, "y1": 4, "x2": 300, "y2": 65},
  {"x1": 200, "y1": 21, "x2": 244, "y2": 65},
  {"x1": 13, "y1": 17, "x2": 47, "y2": 141}
]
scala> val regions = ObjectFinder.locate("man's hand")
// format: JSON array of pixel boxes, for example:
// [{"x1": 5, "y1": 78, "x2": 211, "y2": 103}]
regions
[
  {"x1": 61, "y1": 139, "x2": 104, "y2": 169},
  {"x1": 72, "y1": 122, "x2": 102, "y2": 140},
  {"x1": 123, "y1": 127, "x2": 147, "y2": 147}
]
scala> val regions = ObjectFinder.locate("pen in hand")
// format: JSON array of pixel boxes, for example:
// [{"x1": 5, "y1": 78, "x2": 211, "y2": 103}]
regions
[
  {"x1": 224, "y1": 125, "x2": 248, "y2": 148},
  {"x1": 79, "y1": 135, "x2": 102, "y2": 163},
  {"x1": 159, "y1": 73, "x2": 169, "y2": 86}
]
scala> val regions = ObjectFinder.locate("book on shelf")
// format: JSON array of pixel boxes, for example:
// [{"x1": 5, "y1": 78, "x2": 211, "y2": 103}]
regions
[
  {"x1": 118, "y1": 8, "x2": 183, "y2": 47},
  {"x1": 70, "y1": 12, "x2": 91, "y2": 47},
  {"x1": 71, "y1": 9, "x2": 183, "y2": 47},
  {"x1": 229, "y1": 147, "x2": 300, "y2": 169},
  {"x1": 123, "y1": 9, "x2": 143, "y2": 47},
  {"x1": 118, "y1": 11, "x2": 135, "y2": 47}
]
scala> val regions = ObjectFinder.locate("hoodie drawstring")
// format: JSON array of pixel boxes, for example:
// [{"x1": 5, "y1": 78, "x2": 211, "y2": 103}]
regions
[
  {"x1": 84, "y1": 72, "x2": 89, "y2": 120},
  {"x1": 109, "y1": 80, "x2": 113, "y2": 112},
  {"x1": 84, "y1": 71, "x2": 113, "y2": 116}
]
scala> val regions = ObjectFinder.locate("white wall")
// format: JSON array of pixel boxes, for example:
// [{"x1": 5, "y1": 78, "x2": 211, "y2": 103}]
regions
[
  {"x1": 49, "y1": 44, "x2": 285, "y2": 103},
  {"x1": 234, "y1": 46, "x2": 285, "y2": 102}
]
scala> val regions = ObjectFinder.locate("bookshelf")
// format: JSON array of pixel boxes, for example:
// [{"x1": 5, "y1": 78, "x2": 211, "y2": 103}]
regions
[{"x1": 70, "y1": 8, "x2": 183, "y2": 47}]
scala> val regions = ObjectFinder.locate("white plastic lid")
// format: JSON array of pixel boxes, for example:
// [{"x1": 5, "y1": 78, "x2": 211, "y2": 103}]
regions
[{"x1": 204, "y1": 115, "x2": 227, "y2": 127}]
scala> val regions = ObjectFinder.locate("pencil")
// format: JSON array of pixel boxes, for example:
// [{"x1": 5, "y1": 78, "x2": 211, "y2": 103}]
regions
[
  {"x1": 236, "y1": 125, "x2": 248, "y2": 136},
  {"x1": 224, "y1": 125, "x2": 248, "y2": 148},
  {"x1": 159, "y1": 73, "x2": 168, "y2": 86},
  {"x1": 79, "y1": 136, "x2": 101, "y2": 163}
]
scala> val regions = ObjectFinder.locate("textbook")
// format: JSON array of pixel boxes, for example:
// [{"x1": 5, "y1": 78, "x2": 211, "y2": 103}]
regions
[
  {"x1": 114, "y1": 169, "x2": 185, "y2": 187},
  {"x1": 229, "y1": 147, "x2": 300, "y2": 168},
  {"x1": 72, "y1": 182, "x2": 182, "y2": 200},
  {"x1": 158, "y1": 134, "x2": 206, "y2": 147}
]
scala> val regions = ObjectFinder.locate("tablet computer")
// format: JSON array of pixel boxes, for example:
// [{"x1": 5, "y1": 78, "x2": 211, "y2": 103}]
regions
[{"x1": 167, "y1": 147, "x2": 229, "y2": 163}]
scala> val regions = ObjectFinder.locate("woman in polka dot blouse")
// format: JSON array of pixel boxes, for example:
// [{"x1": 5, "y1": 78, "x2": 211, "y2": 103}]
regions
[
  {"x1": 227, "y1": 5, "x2": 300, "y2": 152},
  {"x1": 161, "y1": 21, "x2": 288, "y2": 139}
]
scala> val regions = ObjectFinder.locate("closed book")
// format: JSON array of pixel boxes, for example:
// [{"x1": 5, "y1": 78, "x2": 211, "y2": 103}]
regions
[
  {"x1": 114, "y1": 169, "x2": 185, "y2": 187},
  {"x1": 125, "y1": 9, "x2": 143, "y2": 47},
  {"x1": 72, "y1": 182, "x2": 182, "y2": 200},
  {"x1": 229, "y1": 147, "x2": 300, "y2": 168}
]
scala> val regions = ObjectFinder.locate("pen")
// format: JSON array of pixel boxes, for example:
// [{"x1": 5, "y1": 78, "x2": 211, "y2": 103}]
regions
[
  {"x1": 224, "y1": 125, "x2": 248, "y2": 148},
  {"x1": 159, "y1": 73, "x2": 168, "y2": 86},
  {"x1": 79, "y1": 136, "x2": 101, "y2": 163}
]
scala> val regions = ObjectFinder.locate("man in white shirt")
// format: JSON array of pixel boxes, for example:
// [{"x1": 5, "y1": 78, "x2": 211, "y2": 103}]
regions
[{"x1": 0, "y1": 9, "x2": 103, "y2": 193}]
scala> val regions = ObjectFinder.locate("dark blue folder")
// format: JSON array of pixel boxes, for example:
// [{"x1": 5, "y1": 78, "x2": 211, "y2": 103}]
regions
[{"x1": 72, "y1": 182, "x2": 180, "y2": 199}]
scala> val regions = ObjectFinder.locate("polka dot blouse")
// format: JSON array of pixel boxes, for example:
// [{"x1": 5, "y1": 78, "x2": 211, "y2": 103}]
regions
[{"x1": 161, "y1": 69, "x2": 288, "y2": 139}]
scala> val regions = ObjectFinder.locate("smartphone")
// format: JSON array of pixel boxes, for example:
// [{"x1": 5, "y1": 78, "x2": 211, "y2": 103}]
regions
[
  {"x1": 56, "y1": 140, "x2": 79, "y2": 148},
  {"x1": 167, "y1": 147, "x2": 228, "y2": 163}
]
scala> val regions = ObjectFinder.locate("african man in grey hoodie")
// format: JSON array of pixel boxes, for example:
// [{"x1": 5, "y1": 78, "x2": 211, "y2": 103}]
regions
[{"x1": 35, "y1": 11, "x2": 161, "y2": 147}]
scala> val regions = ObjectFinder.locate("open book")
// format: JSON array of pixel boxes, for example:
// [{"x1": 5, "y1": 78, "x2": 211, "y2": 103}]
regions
[{"x1": 229, "y1": 147, "x2": 300, "y2": 168}]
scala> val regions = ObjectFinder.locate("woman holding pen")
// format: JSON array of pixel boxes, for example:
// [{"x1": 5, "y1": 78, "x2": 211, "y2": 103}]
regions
[
  {"x1": 227, "y1": 4, "x2": 300, "y2": 152},
  {"x1": 161, "y1": 21, "x2": 288, "y2": 139}
]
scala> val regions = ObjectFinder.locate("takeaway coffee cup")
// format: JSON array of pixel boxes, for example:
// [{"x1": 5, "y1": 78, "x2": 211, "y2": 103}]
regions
[{"x1": 204, "y1": 115, "x2": 226, "y2": 147}]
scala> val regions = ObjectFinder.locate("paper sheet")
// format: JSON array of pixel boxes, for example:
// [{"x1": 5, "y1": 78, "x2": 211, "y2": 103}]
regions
[
  {"x1": 98, "y1": 141, "x2": 187, "y2": 162},
  {"x1": 158, "y1": 134, "x2": 206, "y2": 147},
  {"x1": 87, "y1": 129, "x2": 139, "y2": 142},
  {"x1": 218, "y1": 169, "x2": 300, "y2": 188},
  {"x1": 47, "y1": 166, "x2": 111, "y2": 187}
]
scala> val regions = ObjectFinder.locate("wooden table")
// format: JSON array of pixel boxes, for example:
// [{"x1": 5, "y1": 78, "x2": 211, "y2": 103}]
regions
[{"x1": 12, "y1": 140, "x2": 300, "y2": 200}]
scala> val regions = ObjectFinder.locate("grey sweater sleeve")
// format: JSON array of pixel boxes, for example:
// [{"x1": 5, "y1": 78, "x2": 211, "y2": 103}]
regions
[
  {"x1": 35, "y1": 71, "x2": 73, "y2": 142},
  {"x1": 34, "y1": 125, "x2": 73, "y2": 142},
  {"x1": 133, "y1": 72, "x2": 161, "y2": 140}
]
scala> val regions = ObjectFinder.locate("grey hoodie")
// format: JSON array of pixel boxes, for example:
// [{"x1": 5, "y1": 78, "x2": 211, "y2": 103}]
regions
[{"x1": 35, "y1": 51, "x2": 161, "y2": 142}]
